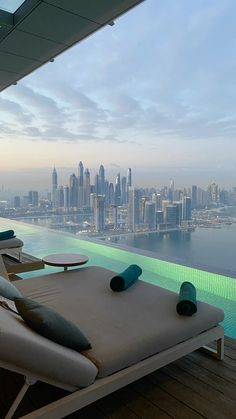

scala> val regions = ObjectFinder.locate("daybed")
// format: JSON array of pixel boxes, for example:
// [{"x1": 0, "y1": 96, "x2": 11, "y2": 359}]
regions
[
  {"x1": 0, "y1": 266, "x2": 224, "y2": 419},
  {"x1": 0, "y1": 237, "x2": 24, "y2": 262}
]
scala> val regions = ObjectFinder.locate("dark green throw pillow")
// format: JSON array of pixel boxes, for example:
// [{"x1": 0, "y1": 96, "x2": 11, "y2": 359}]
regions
[
  {"x1": 0, "y1": 275, "x2": 22, "y2": 300},
  {"x1": 14, "y1": 297, "x2": 91, "y2": 352}
]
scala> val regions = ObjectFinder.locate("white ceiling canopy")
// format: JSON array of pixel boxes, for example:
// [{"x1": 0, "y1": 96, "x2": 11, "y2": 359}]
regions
[{"x1": 0, "y1": 0, "x2": 144, "y2": 92}]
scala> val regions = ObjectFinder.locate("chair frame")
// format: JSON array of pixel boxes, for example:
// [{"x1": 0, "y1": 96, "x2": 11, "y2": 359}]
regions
[{"x1": 2, "y1": 325, "x2": 224, "y2": 419}]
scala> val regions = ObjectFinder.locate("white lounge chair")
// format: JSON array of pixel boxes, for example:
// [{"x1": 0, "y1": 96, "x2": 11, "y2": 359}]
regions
[
  {"x1": 0, "y1": 266, "x2": 224, "y2": 419},
  {"x1": 0, "y1": 237, "x2": 24, "y2": 262}
]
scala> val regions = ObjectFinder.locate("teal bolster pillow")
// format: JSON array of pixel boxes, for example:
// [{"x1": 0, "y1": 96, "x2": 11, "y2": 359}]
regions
[
  {"x1": 14, "y1": 297, "x2": 91, "y2": 352},
  {"x1": 0, "y1": 275, "x2": 22, "y2": 300},
  {"x1": 0, "y1": 230, "x2": 15, "y2": 240},
  {"x1": 176, "y1": 281, "x2": 197, "y2": 316},
  {"x1": 110, "y1": 264, "x2": 142, "y2": 292}
]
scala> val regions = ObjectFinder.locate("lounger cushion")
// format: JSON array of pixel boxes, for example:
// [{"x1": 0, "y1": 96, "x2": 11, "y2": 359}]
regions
[
  {"x1": 15, "y1": 297, "x2": 91, "y2": 352},
  {"x1": 14, "y1": 266, "x2": 224, "y2": 379},
  {"x1": 0, "y1": 237, "x2": 23, "y2": 250},
  {"x1": 0, "y1": 275, "x2": 22, "y2": 300}
]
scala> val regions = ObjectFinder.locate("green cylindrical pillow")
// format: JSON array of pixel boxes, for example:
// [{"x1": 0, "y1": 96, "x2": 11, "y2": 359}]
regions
[
  {"x1": 0, "y1": 230, "x2": 15, "y2": 240},
  {"x1": 176, "y1": 281, "x2": 197, "y2": 316},
  {"x1": 110, "y1": 264, "x2": 142, "y2": 292}
]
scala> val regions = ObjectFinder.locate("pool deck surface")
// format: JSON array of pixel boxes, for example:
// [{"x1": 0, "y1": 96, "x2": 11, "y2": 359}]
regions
[{"x1": 1, "y1": 336, "x2": 236, "y2": 419}]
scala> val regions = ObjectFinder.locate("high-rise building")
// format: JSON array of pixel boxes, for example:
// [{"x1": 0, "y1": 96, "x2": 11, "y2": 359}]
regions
[
  {"x1": 94, "y1": 174, "x2": 99, "y2": 195},
  {"x1": 84, "y1": 168, "x2": 90, "y2": 208},
  {"x1": 182, "y1": 197, "x2": 192, "y2": 221},
  {"x1": 144, "y1": 201, "x2": 156, "y2": 229},
  {"x1": 121, "y1": 176, "x2": 127, "y2": 205},
  {"x1": 52, "y1": 167, "x2": 57, "y2": 208},
  {"x1": 69, "y1": 174, "x2": 78, "y2": 208},
  {"x1": 173, "y1": 201, "x2": 182, "y2": 225},
  {"x1": 191, "y1": 185, "x2": 197, "y2": 209},
  {"x1": 115, "y1": 173, "x2": 121, "y2": 206},
  {"x1": 13, "y1": 196, "x2": 21, "y2": 209},
  {"x1": 78, "y1": 161, "x2": 84, "y2": 208},
  {"x1": 112, "y1": 205, "x2": 118, "y2": 228},
  {"x1": 166, "y1": 205, "x2": 178, "y2": 226},
  {"x1": 63, "y1": 186, "x2": 69, "y2": 208},
  {"x1": 28, "y1": 190, "x2": 39, "y2": 207},
  {"x1": 94, "y1": 195, "x2": 105, "y2": 232},
  {"x1": 104, "y1": 180, "x2": 109, "y2": 207},
  {"x1": 128, "y1": 187, "x2": 140, "y2": 231},
  {"x1": 127, "y1": 168, "x2": 132, "y2": 202},
  {"x1": 98, "y1": 165, "x2": 105, "y2": 195},
  {"x1": 156, "y1": 210, "x2": 164, "y2": 227},
  {"x1": 168, "y1": 179, "x2": 174, "y2": 203},
  {"x1": 57, "y1": 186, "x2": 64, "y2": 208},
  {"x1": 109, "y1": 182, "x2": 114, "y2": 205},
  {"x1": 152, "y1": 193, "x2": 161, "y2": 211}
]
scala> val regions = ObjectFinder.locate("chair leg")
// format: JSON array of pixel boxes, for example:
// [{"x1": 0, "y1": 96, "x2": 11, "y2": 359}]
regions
[
  {"x1": 4, "y1": 377, "x2": 36, "y2": 419},
  {"x1": 201, "y1": 336, "x2": 224, "y2": 360}
]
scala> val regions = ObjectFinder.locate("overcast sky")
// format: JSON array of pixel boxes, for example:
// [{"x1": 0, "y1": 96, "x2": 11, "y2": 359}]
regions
[{"x1": 1, "y1": 0, "x2": 236, "y2": 189}]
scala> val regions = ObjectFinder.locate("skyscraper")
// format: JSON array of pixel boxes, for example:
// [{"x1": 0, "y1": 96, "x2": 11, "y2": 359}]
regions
[
  {"x1": 121, "y1": 176, "x2": 127, "y2": 205},
  {"x1": 52, "y1": 167, "x2": 57, "y2": 208},
  {"x1": 98, "y1": 165, "x2": 105, "y2": 195},
  {"x1": 127, "y1": 168, "x2": 132, "y2": 202},
  {"x1": 115, "y1": 173, "x2": 121, "y2": 206},
  {"x1": 94, "y1": 195, "x2": 105, "y2": 232},
  {"x1": 144, "y1": 201, "x2": 156, "y2": 229},
  {"x1": 128, "y1": 187, "x2": 140, "y2": 231},
  {"x1": 63, "y1": 186, "x2": 69, "y2": 209},
  {"x1": 191, "y1": 185, "x2": 197, "y2": 209},
  {"x1": 69, "y1": 174, "x2": 78, "y2": 208},
  {"x1": 78, "y1": 161, "x2": 84, "y2": 208},
  {"x1": 182, "y1": 197, "x2": 192, "y2": 221},
  {"x1": 84, "y1": 168, "x2": 90, "y2": 208}
]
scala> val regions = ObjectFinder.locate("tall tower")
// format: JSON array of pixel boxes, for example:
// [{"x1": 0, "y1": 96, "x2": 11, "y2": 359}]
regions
[
  {"x1": 84, "y1": 168, "x2": 90, "y2": 208},
  {"x1": 182, "y1": 197, "x2": 192, "y2": 221},
  {"x1": 94, "y1": 195, "x2": 105, "y2": 232},
  {"x1": 52, "y1": 167, "x2": 57, "y2": 208},
  {"x1": 78, "y1": 161, "x2": 84, "y2": 208},
  {"x1": 115, "y1": 173, "x2": 121, "y2": 206},
  {"x1": 128, "y1": 187, "x2": 140, "y2": 231},
  {"x1": 121, "y1": 176, "x2": 127, "y2": 205},
  {"x1": 98, "y1": 165, "x2": 105, "y2": 195},
  {"x1": 127, "y1": 168, "x2": 132, "y2": 203},
  {"x1": 144, "y1": 201, "x2": 156, "y2": 229},
  {"x1": 69, "y1": 174, "x2": 78, "y2": 208}
]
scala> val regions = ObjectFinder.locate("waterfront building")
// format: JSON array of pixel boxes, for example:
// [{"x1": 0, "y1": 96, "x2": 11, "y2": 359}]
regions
[
  {"x1": 152, "y1": 193, "x2": 161, "y2": 210},
  {"x1": 69, "y1": 174, "x2": 78, "y2": 208},
  {"x1": 208, "y1": 182, "x2": 220, "y2": 204},
  {"x1": 162, "y1": 200, "x2": 170, "y2": 222},
  {"x1": 128, "y1": 187, "x2": 140, "y2": 231},
  {"x1": 168, "y1": 179, "x2": 174, "y2": 203},
  {"x1": 144, "y1": 201, "x2": 156, "y2": 229},
  {"x1": 173, "y1": 201, "x2": 183, "y2": 226},
  {"x1": 115, "y1": 173, "x2": 121, "y2": 206},
  {"x1": 52, "y1": 167, "x2": 58, "y2": 208},
  {"x1": 121, "y1": 176, "x2": 127, "y2": 205},
  {"x1": 28, "y1": 190, "x2": 39, "y2": 207},
  {"x1": 166, "y1": 205, "x2": 178, "y2": 226},
  {"x1": 94, "y1": 195, "x2": 105, "y2": 232},
  {"x1": 78, "y1": 161, "x2": 84, "y2": 208},
  {"x1": 182, "y1": 196, "x2": 192, "y2": 221},
  {"x1": 156, "y1": 210, "x2": 164, "y2": 227},
  {"x1": 84, "y1": 168, "x2": 90, "y2": 208},
  {"x1": 141, "y1": 197, "x2": 148, "y2": 222}
]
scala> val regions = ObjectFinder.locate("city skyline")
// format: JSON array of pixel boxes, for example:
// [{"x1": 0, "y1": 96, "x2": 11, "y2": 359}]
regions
[{"x1": 1, "y1": 0, "x2": 236, "y2": 179}]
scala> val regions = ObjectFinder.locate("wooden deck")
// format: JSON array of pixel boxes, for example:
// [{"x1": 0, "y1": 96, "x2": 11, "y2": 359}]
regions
[
  {"x1": 0, "y1": 336, "x2": 235, "y2": 419},
  {"x1": 2, "y1": 252, "x2": 44, "y2": 276}
]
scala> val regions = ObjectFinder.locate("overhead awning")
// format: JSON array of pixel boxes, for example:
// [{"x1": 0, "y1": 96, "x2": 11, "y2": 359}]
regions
[{"x1": 0, "y1": 0, "x2": 144, "y2": 92}]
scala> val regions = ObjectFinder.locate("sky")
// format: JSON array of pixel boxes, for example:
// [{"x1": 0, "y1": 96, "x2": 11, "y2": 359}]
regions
[{"x1": 1, "y1": 0, "x2": 236, "y2": 190}]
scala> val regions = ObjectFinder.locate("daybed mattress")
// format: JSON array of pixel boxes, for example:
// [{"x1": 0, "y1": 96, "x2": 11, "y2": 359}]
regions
[{"x1": 13, "y1": 266, "x2": 224, "y2": 379}]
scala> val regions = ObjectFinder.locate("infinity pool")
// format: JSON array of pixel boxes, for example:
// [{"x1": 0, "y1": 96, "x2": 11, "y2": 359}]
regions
[{"x1": 1, "y1": 218, "x2": 236, "y2": 338}]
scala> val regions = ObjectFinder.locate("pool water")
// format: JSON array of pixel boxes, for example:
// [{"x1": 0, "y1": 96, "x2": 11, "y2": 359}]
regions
[{"x1": 1, "y1": 218, "x2": 236, "y2": 338}]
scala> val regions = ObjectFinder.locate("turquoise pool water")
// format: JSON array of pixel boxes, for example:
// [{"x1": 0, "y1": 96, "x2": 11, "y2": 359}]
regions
[{"x1": 1, "y1": 218, "x2": 236, "y2": 338}]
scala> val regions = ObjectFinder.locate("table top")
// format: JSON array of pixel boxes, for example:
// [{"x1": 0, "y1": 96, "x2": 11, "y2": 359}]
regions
[{"x1": 42, "y1": 253, "x2": 88, "y2": 268}]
